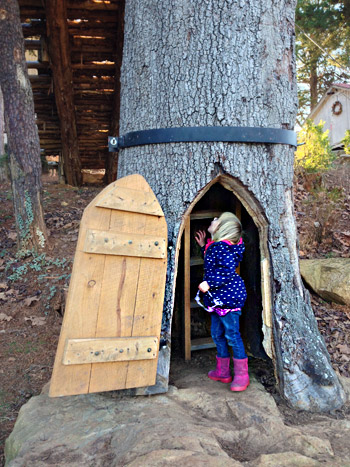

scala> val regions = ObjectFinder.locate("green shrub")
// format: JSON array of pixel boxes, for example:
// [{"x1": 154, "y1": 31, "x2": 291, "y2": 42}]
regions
[
  {"x1": 295, "y1": 119, "x2": 335, "y2": 172},
  {"x1": 342, "y1": 129, "x2": 350, "y2": 154}
]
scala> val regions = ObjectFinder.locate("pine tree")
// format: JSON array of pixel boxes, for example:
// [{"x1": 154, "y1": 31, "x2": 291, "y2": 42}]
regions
[{"x1": 296, "y1": 0, "x2": 350, "y2": 120}]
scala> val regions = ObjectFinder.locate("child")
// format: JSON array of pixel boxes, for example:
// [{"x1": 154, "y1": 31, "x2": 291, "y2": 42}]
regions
[{"x1": 195, "y1": 212, "x2": 249, "y2": 391}]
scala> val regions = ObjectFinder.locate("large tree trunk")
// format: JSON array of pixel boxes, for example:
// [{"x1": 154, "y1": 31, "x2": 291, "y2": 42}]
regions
[
  {"x1": 118, "y1": 0, "x2": 345, "y2": 411},
  {"x1": 0, "y1": 0, "x2": 48, "y2": 251},
  {"x1": 45, "y1": 0, "x2": 82, "y2": 186}
]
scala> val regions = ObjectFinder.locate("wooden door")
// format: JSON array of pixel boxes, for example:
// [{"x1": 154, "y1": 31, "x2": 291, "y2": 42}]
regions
[{"x1": 49, "y1": 174, "x2": 167, "y2": 397}]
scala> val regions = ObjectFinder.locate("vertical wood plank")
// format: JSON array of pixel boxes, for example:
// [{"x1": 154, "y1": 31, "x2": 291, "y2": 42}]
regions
[
  {"x1": 49, "y1": 186, "x2": 113, "y2": 396},
  {"x1": 125, "y1": 214, "x2": 167, "y2": 388},
  {"x1": 89, "y1": 176, "x2": 148, "y2": 392},
  {"x1": 236, "y1": 200, "x2": 242, "y2": 275},
  {"x1": 184, "y1": 216, "x2": 191, "y2": 361}
]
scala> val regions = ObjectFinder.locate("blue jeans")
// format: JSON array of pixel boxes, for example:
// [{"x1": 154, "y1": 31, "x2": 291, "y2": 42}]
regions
[{"x1": 210, "y1": 312, "x2": 247, "y2": 359}]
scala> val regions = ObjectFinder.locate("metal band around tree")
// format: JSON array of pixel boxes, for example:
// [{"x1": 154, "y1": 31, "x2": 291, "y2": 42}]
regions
[{"x1": 108, "y1": 126, "x2": 297, "y2": 152}]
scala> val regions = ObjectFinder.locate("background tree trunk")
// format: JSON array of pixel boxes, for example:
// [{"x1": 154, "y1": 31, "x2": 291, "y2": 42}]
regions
[
  {"x1": 118, "y1": 0, "x2": 345, "y2": 411},
  {"x1": 45, "y1": 0, "x2": 82, "y2": 186},
  {"x1": 310, "y1": 62, "x2": 318, "y2": 111},
  {"x1": 0, "y1": 86, "x2": 9, "y2": 182},
  {"x1": 0, "y1": 0, "x2": 48, "y2": 251}
]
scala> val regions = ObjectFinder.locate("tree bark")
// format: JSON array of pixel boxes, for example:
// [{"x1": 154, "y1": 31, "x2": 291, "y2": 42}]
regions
[
  {"x1": 310, "y1": 62, "x2": 318, "y2": 111},
  {"x1": 105, "y1": 0, "x2": 125, "y2": 185},
  {"x1": 118, "y1": 0, "x2": 345, "y2": 411},
  {"x1": 0, "y1": 86, "x2": 9, "y2": 182},
  {"x1": 0, "y1": 0, "x2": 48, "y2": 251},
  {"x1": 45, "y1": 0, "x2": 82, "y2": 186}
]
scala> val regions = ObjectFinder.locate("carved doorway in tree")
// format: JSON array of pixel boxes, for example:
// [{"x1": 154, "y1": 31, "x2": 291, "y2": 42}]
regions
[{"x1": 173, "y1": 175, "x2": 272, "y2": 362}]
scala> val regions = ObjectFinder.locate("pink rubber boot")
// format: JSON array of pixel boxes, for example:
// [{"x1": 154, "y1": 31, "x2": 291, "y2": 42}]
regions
[
  {"x1": 230, "y1": 358, "x2": 250, "y2": 391},
  {"x1": 208, "y1": 356, "x2": 232, "y2": 383}
]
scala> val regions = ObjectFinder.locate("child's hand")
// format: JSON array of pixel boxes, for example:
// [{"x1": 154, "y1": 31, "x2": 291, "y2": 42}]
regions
[
  {"x1": 195, "y1": 230, "x2": 206, "y2": 247},
  {"x1": 198, "y1": 281, "x2": 210, "y2": 293}
]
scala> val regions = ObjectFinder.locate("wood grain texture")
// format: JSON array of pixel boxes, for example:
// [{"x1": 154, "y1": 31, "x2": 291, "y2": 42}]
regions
[
  {"x1": 96, "y1": 186, "x2": 164, "y2": 216},
  {"x1": 50, "y1": 174, "x2": 167, "y2": 396},
  {"x1": 236, "y1": 202, "x2": 242, "y2": 275},
  {"x1": 84, "y1": 229, "x2": 166, "y2": 258},
  {"x1": 184, "y1": 217, "x2": 191, "y2": 361},
  {"x1": 49, "y1": 184, "x2": 111, "y2": 397},
  {"x1": 63, "y1": 337, "x2": 158, "y2": 365},
  {"x1": 125, "y1": 211, "x2": 167, "y2": 388}
]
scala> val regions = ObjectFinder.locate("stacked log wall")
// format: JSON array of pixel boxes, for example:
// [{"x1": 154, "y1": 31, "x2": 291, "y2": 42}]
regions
[{"x1": 18, "y1": 0, "x2": 124, "y2": 175}]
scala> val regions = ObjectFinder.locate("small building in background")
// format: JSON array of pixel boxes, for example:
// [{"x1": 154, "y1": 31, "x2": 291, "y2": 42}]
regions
[
  {"x1": 309, "y1": 83, "x2": 350, "y2": 151},
  {"x1": 308, "y1": 83, "x2": 350, "y2": 193}
]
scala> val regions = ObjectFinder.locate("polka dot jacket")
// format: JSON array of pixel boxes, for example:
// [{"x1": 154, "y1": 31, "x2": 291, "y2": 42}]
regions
[{"x1": 203, "y1": 241, "x2": 247, "y2": 312}]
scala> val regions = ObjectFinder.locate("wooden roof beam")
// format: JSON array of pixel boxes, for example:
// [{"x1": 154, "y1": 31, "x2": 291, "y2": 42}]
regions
[
  {"x1": 69, "y1": 31, "x2": 117, "y2": 39},
  {"x1": 71, "y1": 51, "x2": 115, "y2": 62},
  {"x1": 19, "y1": 0, "x2": 119, "y2": 11},
  {"x1": 20, "y1": 9, "x2": 45, "y2": 19},
  {"x1": 67, "y1": 1, "x2": 119, "y2": 11},
  {"x1": 72, "y1": 70, "x2": 116, "y2": 78},
  {"x1": 71, "y1": 62, "x2": 115, "y2": 70},
  {"x1": 67, "y1": 11, "x2": 119, "y2": 21},
  {"x1": 29, "y1": 77, "x2": 52, "y2": 86},
  {"x1": 71, "y1": 45, "x2": 114, "y2": 53},
  {"x1": 22, "y1": 21, "x2": 46, "y2": 37},
  {"x1": 24, "y1": 39, "x2": 41, "y2": 49},
  {"x1": 73, "y1": 77, "x2": 115, "y2": 85},
  {"x1": 27, "y1": 61, "x2": 49, "y2": 69},
  {"x1": 46, "y1": 0, "x2": 82, "y2": 185},
  {"x1": 18, "y1": 0, "x2": 43, "y2": 7},
  {"x1": 68, "y1": 23, "x2": 118, "y2": 31},
  {"x1": 72, "y1": 36, "x2": 112, "y2": 46}
]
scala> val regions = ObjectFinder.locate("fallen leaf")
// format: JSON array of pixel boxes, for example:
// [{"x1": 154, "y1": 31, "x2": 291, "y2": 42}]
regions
[
  {"x1": 336, "y1": 344, "x2": 350, "y2": 355},
  {"x1": 24, "y1": 316, "x2": 46, "y2": 326},
  {"x1": 23, "y1": 296, "x2": 40, "y2": 307},
  {"x1": 8, "y1": 231, "x2": 17, "y2": 240},
  {"x1": 0, "y1": 313, "x2": 12, "y2": 322},
  {"x1": 0, "y1": 292, "x2": 7, "y2": 300},
  {"x1": 0, "y1": 282, "x2": 8, "y2": 290},
  {"x1": 61, "y1": 201, "x2": 68, "y2": 207}
]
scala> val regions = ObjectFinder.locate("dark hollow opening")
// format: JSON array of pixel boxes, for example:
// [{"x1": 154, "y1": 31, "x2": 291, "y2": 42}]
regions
[{"x1": 172, "y1": 182, "x2": 267, "y2": 360}]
